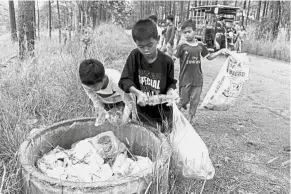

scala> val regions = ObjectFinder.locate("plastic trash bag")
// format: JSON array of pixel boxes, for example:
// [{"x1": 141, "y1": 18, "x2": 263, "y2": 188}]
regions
[
  {"x1": 90, "y1": 131, "x2": 127, "y2": 159},
  {"x1": 200, "y1": 52, "x2": 250, "y2": 111},
  {"x1": 169, "y1": 104, "x2": 215, "y2": 180}
]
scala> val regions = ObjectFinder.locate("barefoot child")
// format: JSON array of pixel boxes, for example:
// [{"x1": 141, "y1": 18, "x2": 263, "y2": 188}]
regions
[
  {"x1": 173, "y1": 20, "x2": 229, "y2": 124},
  {"x1": 118, "y1": 19, "x2": 178, "y2": 133},
  {"x1": 79, "y1": 59, "x2": 136, "y2": 126}
]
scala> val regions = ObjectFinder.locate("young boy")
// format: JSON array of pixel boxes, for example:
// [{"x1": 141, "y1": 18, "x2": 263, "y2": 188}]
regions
[
  {"x1": 164, "y1": 15, "x2": 176, "y2": 57},
  {"x1": 173, "y1": 20, "x2": 229, "y2": 124},
  {"x1": 118, "y1": 19, "x2": 177, "y2": 133},
  {"x1": 79, "y1": 59, "x2": 136, "y2": 126}
]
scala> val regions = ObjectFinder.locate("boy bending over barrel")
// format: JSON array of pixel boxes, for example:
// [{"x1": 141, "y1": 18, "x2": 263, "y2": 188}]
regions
[{"x1": 79, "y1": 59, "x2": 136, "y2": 126}]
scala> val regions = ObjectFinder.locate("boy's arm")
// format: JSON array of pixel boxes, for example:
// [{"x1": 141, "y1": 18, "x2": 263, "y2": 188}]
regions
[
  {"x1": 118, "y1": 51, "x2": 137, "y2": 93},
  {"x1": 82, "y1": 85, "x2": 105, "y2": 114},
  {"x1": 172, "y1": 44, "x2": 183, "y2": 62},
  {"x1": 166, "y1": 59, "x2": 177, "y2": 92},
  {"x1": 168, "y1": 26, "x2": 175, "y2": 45},
  {"x1": 206, "y1": 48, "x2": 229, "y2": 60}
]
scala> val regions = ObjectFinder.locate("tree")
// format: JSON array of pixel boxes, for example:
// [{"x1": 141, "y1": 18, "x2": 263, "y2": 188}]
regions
[
  {"x1": 48, "y1": 0, "x2": 52, "y2": 39},
  {"x1": 36, "y1": 0, "x2": 40, "y2": 39},
  {"x1": 272, "y1": 1, "x2": 281, "y2": 39},
  {"x1": 262, "y1": 0, "x2": 267, "y2": 17},
  {"x1": 256, "y1": 0, "x2": 262, "y2": 21},
  {"x1": 8, "y1": 0, "x2": 17, "y2": 41},
  {"x1": 18, "y1": 0, "x2": 35, "y2": 60},
  {"x1": 246, "y1": 0, "x2": 251, "y2": 26},
  {"x1": 186, "y1": 0, "x2": 191, "y2": 19},
  {"x1": 57, "y1": 0, "x2": 61, "y2": 43},
  {"x1": 242, "y1": 0, "x2": 247, "y2": 26},
  {"x1": 180, "y1": 1, "x2": 184, "y2": 22}
]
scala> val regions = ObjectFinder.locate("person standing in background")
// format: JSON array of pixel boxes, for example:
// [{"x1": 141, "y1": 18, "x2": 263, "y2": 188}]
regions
[
  {"x1": 148, "y1": 15, "x2": 163, "y2": 50},
  {"x1": 164, "y1": 15, "x2": 176, "y2": 57}
]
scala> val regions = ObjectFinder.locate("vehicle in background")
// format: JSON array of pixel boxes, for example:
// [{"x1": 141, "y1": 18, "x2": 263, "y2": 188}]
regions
[{"x1": 189, "y1": 5, "x2": 241, "y2": 52}]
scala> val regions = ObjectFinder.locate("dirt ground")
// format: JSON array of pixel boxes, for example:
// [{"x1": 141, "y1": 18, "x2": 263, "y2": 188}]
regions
[{"x1": 169, "y1": 55, "x2": 290, "y2": 194}]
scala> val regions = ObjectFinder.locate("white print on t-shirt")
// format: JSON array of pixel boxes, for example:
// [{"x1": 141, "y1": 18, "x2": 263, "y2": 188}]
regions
[
  {"x1": 186, "y1": 56, "x2": 200, "y2": 65},
  {"x1": 138, "y1": 69, "x2": 161, "y2": 96}
]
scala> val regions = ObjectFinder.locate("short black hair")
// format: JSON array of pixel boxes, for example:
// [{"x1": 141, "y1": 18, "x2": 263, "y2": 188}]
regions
[
  {"x1": 132, "y1": 19, "x2": 158, "y2": 42},
  {"x1": 79, "y1": 59, "x2": 105, "y2": 86},
  {"x1": 148, "y1": 15, "x2": 158, "y2": 23},
  {"x1": 166, "y1": 15, "x2": 174, "y2": 22},
  {"x1": 181, "y1": 19, "x2": 196, "y2": 31}
]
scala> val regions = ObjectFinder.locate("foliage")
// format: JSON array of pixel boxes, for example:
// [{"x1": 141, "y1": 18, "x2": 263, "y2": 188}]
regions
[
  {"x1": 0, "y1": 2, "x2": 9, "y2": 35},
  {"x1": 244, "y1": 24, "x2": 290, "y2": 62}
]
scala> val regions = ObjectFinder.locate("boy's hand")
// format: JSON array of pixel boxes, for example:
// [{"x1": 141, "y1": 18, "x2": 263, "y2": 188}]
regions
[
  {"x1": 136, "y1": 91, "x2": 148, "y2": 106},
  {"x1": 166, "y1": 88, "x2": 179, "y2": 106},
  {"x1": 95, "y1": 110, "x2": 109, "y2": 127},
  {"x1": 221, "y1": 48, "x2": 231, "y2": 56}
]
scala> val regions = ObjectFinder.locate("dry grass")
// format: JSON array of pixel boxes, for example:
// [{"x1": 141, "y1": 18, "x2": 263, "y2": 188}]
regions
[{"x1": 243, "y1": 25, "x2": 290, "y2": 62}]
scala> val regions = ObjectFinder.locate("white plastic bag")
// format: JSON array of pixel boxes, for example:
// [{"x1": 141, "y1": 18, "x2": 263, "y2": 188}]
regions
[
  {"x1": 200, "y1": 52, "x2": 250, "y2": 111},
  {"x1": 169, "y1": 104, "x2": 215, "y2": 180}
]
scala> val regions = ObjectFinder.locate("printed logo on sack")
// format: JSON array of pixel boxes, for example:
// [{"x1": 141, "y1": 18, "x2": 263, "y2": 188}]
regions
[
  {"x1": 138, "y1": 69, "x2": 161, "y2": 96},
  {"x1": 222, "y1": 81, "x2": 243, "y2": 97}
]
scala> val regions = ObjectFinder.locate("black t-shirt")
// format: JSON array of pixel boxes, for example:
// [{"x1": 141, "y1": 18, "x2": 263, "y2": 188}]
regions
[
  {"x1": 175, "y1": 42, "x2": 209, "y2": 87},
  {"x1": 118, "y1": 49, "x2": 177, "y2": 126}
]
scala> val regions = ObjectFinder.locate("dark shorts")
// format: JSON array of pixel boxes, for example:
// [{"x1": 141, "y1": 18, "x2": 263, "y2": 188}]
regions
[{"x1": 178, "y1": 85, "x2": 202, "y2": 117}]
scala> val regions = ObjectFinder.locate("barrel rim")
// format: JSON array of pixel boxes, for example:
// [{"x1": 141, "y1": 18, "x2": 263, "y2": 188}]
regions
[{"x1": 19, "y1": 117, "x2": 172, "y2": 188}]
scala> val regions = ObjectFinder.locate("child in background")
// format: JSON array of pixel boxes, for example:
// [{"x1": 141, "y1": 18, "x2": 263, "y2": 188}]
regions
[
  {"x1": 79, "y1": 59, "x2": 136, "y2": 126},
  {"x1": 173, "y1": 20, "x2": 229, "y2": 124},
  {"x1": 235, "y1": 25, "x2": 247, "y2": 53},
  {"x1": 118, "y1": 19, "x2": 178, "y2": 133},
  {"x1": 164, "y1": 15, "x2": 176, "y2": 57}
]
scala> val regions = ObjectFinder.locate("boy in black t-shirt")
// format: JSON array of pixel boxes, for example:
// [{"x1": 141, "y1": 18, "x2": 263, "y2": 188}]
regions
[
  {"x1": 173, "y1": 20, "x2": 229, "y2": 124},
  {"x1": 118, "y1": 19, "x2": 177, "y2": 133}
]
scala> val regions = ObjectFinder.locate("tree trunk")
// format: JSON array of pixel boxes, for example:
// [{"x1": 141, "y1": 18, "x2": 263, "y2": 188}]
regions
[
  {"x1": 92, "y1": 8, "x2": 97, "y2": 29},
  {"x1": 256, "y1": 0, "x2": 262, "y2": 21},
  {"x1": 272, "y1": 1, "x2": 281, "y2": 39},
  {"x1": 37, "y1": 0, "x2": 40, "y2": 39},
  {"x1": 266, "y1": 1, "x2": 269, "y2": 17},
  {"x1": 235, "y1": 0, "x2": 238, "y2": 7},
  {"x1": 48, "y1": 0, "x2": 52, "y2": 39},
  {"x1": 246, "y1": 0, "x2": 251, "y2": 26},
  {"x1": 169, "y1": 1, "x2": 172, "y2": 15},
  {"x1": 186, "y1": 0, "x2": 191, "y2": 19},
  {"x1": 140, "y1": 1, "x2": 143, "y2": 19},
  {"x1": 173, "y1": 2, "x2": 176, "y2": 21},
  {"x1": 9, "y1": 0, "x2": 17, "y2": 41},
  {"x1": 242, "y1": 0, "x2": 247, "y2": 26},
  {"x1": 180, "y1": 1, "x2": 184, "y2": 22},
  {"x1": 69, "y1": 10, "x2": 72, "y2": 40},
  {"x1": 162, "y1": 1, "x2": 165, "y2": 20},
  {"x1": 57, "y1": 0, "x2": 61, "y2": 43},
  {"x1": 262, "y1": 0, "x2": 267, "y2": 17},
  {"x1": 18, "y1": 0, "x2": 35, "y2": 60}
]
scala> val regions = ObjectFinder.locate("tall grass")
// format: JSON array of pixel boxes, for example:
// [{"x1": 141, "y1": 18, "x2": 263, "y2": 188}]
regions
[
  {"x1": 0, "y1": 24, "x2": 135, "y2": 194},
  {"x1": 243, "y1": 24, "x2": 290, "y2": 62}
]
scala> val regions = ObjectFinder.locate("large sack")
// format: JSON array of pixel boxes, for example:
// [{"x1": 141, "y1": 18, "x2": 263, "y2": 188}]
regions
[
  {"x1": 200, "y1": 52, "x2": 250, "y2": 111},
  {"x1": 169, "y1": 104, "x2": 215, "y2": 180}
]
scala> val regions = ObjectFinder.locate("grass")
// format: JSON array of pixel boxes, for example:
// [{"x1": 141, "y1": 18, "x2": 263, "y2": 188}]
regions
[{"x1": 243, "y1": 24, "x2": 290, "y2": 62}]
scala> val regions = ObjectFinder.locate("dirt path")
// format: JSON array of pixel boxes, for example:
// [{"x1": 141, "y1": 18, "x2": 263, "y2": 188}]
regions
[{"x1": 171, "y1": 54, "x2": 290, "y2": 193}]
